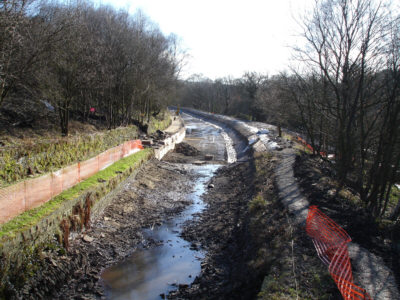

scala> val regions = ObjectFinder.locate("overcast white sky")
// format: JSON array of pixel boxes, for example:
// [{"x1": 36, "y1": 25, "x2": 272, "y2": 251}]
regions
[{"x1": 96, "y1": 0, "x2": 314, "y2": 80}]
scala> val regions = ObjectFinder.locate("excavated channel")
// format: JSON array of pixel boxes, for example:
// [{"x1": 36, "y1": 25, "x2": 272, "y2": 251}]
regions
[{"x1": 100, "y1": 113, "x2": 236, "y2": 299}]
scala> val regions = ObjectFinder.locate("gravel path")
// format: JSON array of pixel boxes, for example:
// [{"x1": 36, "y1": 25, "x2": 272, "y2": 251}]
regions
[
  {"x1": 271, "y1": 142, "x2": 399, "y2": 299},
  {"x1": 348, "y1": 243, "x2": 399, "y2": 299},
  {"x1": 274, "y1": 148, "x2": 309, "y2": 226}
]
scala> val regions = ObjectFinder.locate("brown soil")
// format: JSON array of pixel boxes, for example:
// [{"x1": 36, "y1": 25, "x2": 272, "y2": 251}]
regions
[
  {"x1": 4, "y1": 140, "x2": 365, "y2": 299},
  {"x1": 164, "y1": 143, "x2": 225, "y2": 165},
  {"x1": 168, "y1": 152, "x2": 340, "y2": 300},
  {"x1": 175, "y1": 142, "x2": 201, "y2": 157},
  {"x1": 8, "y1": 158, "x2": 197, "y2": 299},
  {"x1": 169, "y1": 158, "x2": 259, "y2": 299},
  {"x1": 294, "y1": 152, "x2": 400, "y2": 289}
]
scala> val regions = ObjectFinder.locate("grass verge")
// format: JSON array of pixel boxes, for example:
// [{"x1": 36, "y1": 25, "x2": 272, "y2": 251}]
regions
[
  {"x1": 0, "y1": 148, "x2": 153, "y2": 239},
  {"x1": 147, "y1": 112, "x2": 172, "y2": 135}
]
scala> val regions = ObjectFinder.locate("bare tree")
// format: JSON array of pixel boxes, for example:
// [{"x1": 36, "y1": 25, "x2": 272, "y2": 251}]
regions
[
  {"x1": 255, "y1": 74, "x2": 301, "y2": 137},
  {"x1": 238, "y1": 72, "x2": 266, "y2": 120},
  {"x1": 293, "y1": 0, "x2": 399, "y2": 216},
  {"x1": 214, "y1": 77, "x2": 235, "y2": 114},
  {"x1": 0, "y1": 0, "x2": 64, "y2": 107}
]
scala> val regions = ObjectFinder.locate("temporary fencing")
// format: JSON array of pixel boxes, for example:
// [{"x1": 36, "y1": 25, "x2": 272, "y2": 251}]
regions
[
  {"x1": 0, "y1": 140, "x2": 143, "y2": 224},
  {"x1": 296, "y1": 136, "x2": 327, "y2": 157},
  {"x1": 306, "y1": 205, "x2": 372, "y2": 300}
]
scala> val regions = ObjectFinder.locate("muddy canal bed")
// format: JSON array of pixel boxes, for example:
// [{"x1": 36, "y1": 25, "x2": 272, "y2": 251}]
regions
[
  {"x1": 37, "y1": 159, "x2": 205, "y2": 300},
  {"x1": 101, "y1": 164, "x2": 220, "y2": 300},
  {"x1": 12, "y1": 113, "x2": 241, "y2": 299},
  {"x1": 6, "y1": 113, "x2": 346, "y2": 300},
  {"x1": 96, "y1": 113, "x2": 238, "y2": 299}
]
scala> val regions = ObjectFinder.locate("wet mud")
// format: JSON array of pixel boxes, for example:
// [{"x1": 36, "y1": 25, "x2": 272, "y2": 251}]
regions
[
  {"x1": 14, "y1": 158, "x2": 203, "y2": 299},
  {"x1": 102, "y1": 164, "x2": 220, "y2": 300},
  {"x1": 9, "y1": 113, "x2": 250, "y2": 299},
  {"x1": 168, "y1": 159, "x2": 261, "y2": 299},
  {"x1": 6, "y1": 113, "x2": 358, "y2": 300},
  {"x1": 167, "y1": 152, "x2": 341, "y2": 300}
]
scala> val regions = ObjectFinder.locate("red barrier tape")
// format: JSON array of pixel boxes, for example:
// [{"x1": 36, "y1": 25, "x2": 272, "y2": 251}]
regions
[{"x1": 306, "y1": 206, "x2": 372, "y2": 300}]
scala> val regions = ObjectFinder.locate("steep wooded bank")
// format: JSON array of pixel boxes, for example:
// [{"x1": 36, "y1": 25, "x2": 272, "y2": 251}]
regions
[
  {"x1": 0, "y1": 0, "x2": 182, "y2": 136},
  {"x1": 176, "y1": 0, "x2": 400, "y2": 221}
]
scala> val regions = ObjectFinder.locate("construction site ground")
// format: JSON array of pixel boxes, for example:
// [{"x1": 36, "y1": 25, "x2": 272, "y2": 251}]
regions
[
  {"x1": 9, "y1": 146, "x2": 342, "y2": 300},
  {"x1": 2, "y1": 111, "x2": 399, "y2": 299}
]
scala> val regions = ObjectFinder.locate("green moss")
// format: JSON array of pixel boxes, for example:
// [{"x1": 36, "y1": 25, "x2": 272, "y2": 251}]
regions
[
  {"x1": 0, "y1": 149, "x2": 153, "y2": 239},
  {"x1": 254, "y1": 152, "x2": 273, "y2": 177},
  {"x1": 146, "y1": 111, "x2": 172, "y2": 135},
  {"x1": 249, "y1": 193, "x2": 268, "y2": 213}
]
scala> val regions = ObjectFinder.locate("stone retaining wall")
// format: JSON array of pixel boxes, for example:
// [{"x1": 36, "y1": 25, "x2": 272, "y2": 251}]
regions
[{"x1": 154, "y1": 119, "x2": 186, "y2": 160}]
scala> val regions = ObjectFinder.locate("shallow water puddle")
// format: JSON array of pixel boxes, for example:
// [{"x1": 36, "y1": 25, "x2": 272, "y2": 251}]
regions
[
  {"x1": 101, "y1": 164, "x2": 220, "y2": 300},
  {"x1": 181, "y1": 113, "x2": 230, "y2": 162}
]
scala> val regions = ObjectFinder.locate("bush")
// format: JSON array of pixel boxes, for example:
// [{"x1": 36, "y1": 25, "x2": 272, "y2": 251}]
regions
[{"x1": 249, "y1": 193, "x2": 267, "y2": 213}]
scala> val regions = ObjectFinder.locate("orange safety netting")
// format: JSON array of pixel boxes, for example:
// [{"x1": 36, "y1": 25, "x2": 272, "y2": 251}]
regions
[
  {"x1": 296, "y1": 136, "x2": 327, "y2": 157},
  {"x1": 306, "y1": 205, "x2": 372, "y2": 300},
  {"x1": 0, "y1": 140, "x2": 144, "y2": 224}
]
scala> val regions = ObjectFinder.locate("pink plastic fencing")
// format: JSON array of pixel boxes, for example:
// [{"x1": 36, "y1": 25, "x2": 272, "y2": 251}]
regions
[{"x1": 0, "y1": 140, "x2": 143, "y2": 224}]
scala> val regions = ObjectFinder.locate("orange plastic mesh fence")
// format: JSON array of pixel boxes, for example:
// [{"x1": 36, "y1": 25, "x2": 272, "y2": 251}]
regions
[
  {"x1": 121, "y1": 141, "x2": 129, "y2": 157},
  {"x1": 296, "y1": 136, "x2": 327, "y2": 157},
  {"x1": 51, "y1": 170, "x2": 63, "y2": 198},
  {"x1": 109, "y1": 146, "x2": 119, "y2": 164},
  {"x1": 306, "y1": 205, "x2": 372, "y2": 300},
  {"x1": 115, "y1": 145, "x2": 124, "y2": 161},
  {"x1": 98, "y1": 149, "x2": 112, "y2": 171},
  {"x1": 0, "y1": 181, "x2": 26, "y2": 223},
  {"x1": 79, "y1": 156, "x2": 99, "y2": 181},
  {"x1": 0, "y1": 140, "x2": 143, "y2": 224},
  {"x1": 25, "y1": 174, "x2": 53, "y2": 211},
  {"x1": 61, "y1": 163, "x2": 80, "y2": 191}
]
